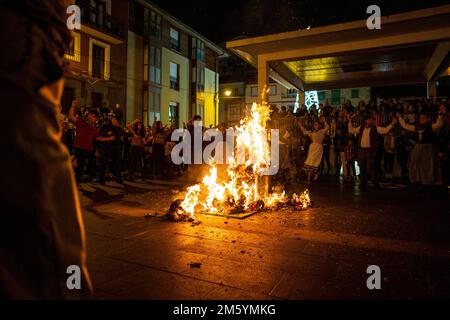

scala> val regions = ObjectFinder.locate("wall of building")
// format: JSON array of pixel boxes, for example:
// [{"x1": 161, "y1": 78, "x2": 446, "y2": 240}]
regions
[
  {"x1": 126, "y1": 31, "x2": 144, "y2": 122},
  {"x1": 245, "y1": 83, "x2": 298, "y2": 110},
  {"x1": 161, "y1": 47, "x2": 190, "y2": 126},
  {"x1": 203, "y1": 68, "x2": 219, "y2": 127},
  {"x1": 316, "y1": 87, "x2": 371, "y2": 107}
]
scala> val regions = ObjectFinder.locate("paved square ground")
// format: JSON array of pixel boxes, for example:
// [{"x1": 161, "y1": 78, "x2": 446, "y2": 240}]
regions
[{"x1": 78, "y1": 178, "x2": 450, "y2": 299}]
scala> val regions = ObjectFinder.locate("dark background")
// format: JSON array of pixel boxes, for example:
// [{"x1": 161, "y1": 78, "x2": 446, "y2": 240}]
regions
[{"x1": 150, "y1": 0, "x2": 450, "y2": 43}]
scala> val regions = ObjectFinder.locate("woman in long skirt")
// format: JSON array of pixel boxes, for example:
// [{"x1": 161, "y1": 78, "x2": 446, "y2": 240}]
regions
[
  {"x1": 397, "y1": 112, "x2": 444, "y2": 185},
  {"x1": 297, "y1": 117, "x2": 329, "y2": 181}
]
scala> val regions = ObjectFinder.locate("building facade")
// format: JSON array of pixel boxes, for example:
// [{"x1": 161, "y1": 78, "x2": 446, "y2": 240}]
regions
[
  {"x1": 63, "y1": 0, "x2": 128, "y2": 115},
  {"x1": 219, "y1": 80, "x2": 372, "y2": 125},
  {"x1": 314, "y1": 87, "x2": 371, "y2": 107},
  {"x1": 63, "y1": 0, "x2": 224, "y2": 128},
  {"x1": 127, "y1": 0, "x2": 225, "y2": 128},
  {"x1": 219, "y1": 81, "x2": 300, "y2": 126}
]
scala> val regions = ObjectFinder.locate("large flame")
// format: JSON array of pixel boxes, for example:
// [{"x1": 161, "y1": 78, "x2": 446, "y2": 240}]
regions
[{"x1": 177, "y1": 97, "x2": 310, "y2": 218}]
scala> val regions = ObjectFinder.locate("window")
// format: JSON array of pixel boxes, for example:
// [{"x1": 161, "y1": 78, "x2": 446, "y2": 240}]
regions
[
  {"x1": 89, "y1": 38, "x2": 110, "y2": 80},
  {"x1": 149, "y1": 46, "x2": 161, "y2": 84},
  {"x1": 196, "y1": 103, "x2": 204, "y2": 120},
  {"x1": 269, "y1": 85, "x2": 277, "y2": 96},
  {"x1": 318, "y1": 91, "x2": 326, "y2": 101},
  {"x1": 286, "y1": 88, "x2": 297, "y2": 98},
  {"x1": 92, "y1": 44, "x2": 105, "y2": 79},
  {"x1": 90, "y1": 0, "x2": 106, "y2": 28},
  {"x1": 143, "y1": 8, "x2": 149, "y2": 37},
  {"x1": 149, "y1": 91, "x2": 161, "y2": 125},
  {"x1": 170, "y1": 28, "x2": 180, "y2": 51},
  {"x1": 197, "y1": 41, "x2": 205, "y2": 62},
  {"x1": 191, "y1": 67, "x2": 197, "y2": 83},
  {"x1": 65, "y1": 32, "x2": 81, "y2": 62},
  {"x1": 169, "y1": 102, "x2": 179, "y2": 128},
  {"x1": 226, "y1": 103, "x2": 243, "y2": 125},
  {"x1": 250, "y1": 87, "x2": 258, "y2": 97},
  {"x1": 169, "y1": 62, "x2": 179, "y2": 90},
  {"x1": 197, "y1": 67, "x2": 205, "y2": 92},
  {"x1": 331, "y1": 89, "x2": 341, "y2": 106},
  {"x1": 191, "y1": 38, "x2": 205, "y2": 62},
  {"x1": 150, "y1": 10, "x2": 161, "y2": 38},
  {"x1": 143, "y1": 45, "x2": 148, "y2": 81},
  {"x1": 351, "y1": 89, "x2": 359, "y2": 98}
]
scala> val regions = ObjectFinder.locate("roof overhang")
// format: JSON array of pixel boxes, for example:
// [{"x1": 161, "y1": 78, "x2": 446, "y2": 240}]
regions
[{"x1": 227, "y1": 5, "x2": 450, "y2": 91}]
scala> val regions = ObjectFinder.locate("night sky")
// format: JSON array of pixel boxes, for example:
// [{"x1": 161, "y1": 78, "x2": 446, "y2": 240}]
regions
[{"x1": 150, "y1": 0, "x2": 450, "y2": 43}]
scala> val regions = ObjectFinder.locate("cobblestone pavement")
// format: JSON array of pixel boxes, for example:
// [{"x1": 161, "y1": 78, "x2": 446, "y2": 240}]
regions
[{"x1": 77, "y1": 177, "x2": 450, "y2": 299}]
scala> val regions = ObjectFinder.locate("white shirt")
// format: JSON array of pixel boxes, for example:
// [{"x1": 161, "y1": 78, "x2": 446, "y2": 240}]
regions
[{"x1": 348, "y1": 122, "x2": 393, "y2": 148}]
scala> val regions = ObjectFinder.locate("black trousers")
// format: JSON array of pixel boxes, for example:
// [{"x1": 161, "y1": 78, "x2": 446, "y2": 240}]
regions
[
  {"x1": 346, "y1": 159, "x2": 356, "y2": 177},
  {"x1": 321, "y1": 147, "x2": 331, "y2": 175},
  {"x1": 129, "y1": 145, "x2": 144, "y2": 177},
  {"x1": 75, "y1": 148, "x2": 96, "y2": 182},
  {"x1": 358, "y1": 148, "x2": 377, "y2": 185},
  {"x1": 99, "y1": 145, "x2": 122, "y2": 181},
  {"x1": 384, "y1": 152, "x2": 395, "y2": 174}
]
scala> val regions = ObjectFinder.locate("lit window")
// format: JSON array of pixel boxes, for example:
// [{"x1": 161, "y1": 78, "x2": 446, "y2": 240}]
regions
[
  {"x1": 170, "y1": 62, "x2": 179, "y2": 90},
  {"x1": 170, "y1": 28, "x2": 180, "y2": 51}
]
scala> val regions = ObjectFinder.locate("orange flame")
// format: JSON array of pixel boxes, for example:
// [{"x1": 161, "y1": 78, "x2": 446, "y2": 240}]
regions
[{"x1": 178, "y1": 96, "x2": 310, "y2": 218}]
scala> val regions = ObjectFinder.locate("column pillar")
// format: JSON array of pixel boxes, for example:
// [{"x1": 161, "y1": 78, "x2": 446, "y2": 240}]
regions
[
  {"x1": 257, "y1": 56, "x2": 269, "y2": 103},
  {"x1": 427, "y1": 81, "x2": 437, "y2": 99}
]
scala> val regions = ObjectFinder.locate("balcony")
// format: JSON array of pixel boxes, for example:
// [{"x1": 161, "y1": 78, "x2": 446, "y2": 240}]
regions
[{"x1": 76, "y1": 0, "x2": 124, "y2": 39}]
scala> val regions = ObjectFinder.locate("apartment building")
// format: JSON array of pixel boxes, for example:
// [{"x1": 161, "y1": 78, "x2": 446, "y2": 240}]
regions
[
  {"x1": 127, "y1": 0, "x2": 226, "y2": 127},
  {"x1": 62, "y1": 0, "x2": 128, "y2": 115}
]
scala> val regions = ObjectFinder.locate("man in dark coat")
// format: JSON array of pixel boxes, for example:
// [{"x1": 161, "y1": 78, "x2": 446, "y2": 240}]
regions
[
  {"x1": 348, "y1": 114, "x2": 396, "y2": 188},
  {"x1": 0, "y1": 0, "x2": 92, "y2": 298}
]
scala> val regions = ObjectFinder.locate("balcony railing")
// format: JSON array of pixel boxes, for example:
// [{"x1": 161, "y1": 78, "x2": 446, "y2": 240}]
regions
[{"x1": 76, "y1": 0, "x2": 124, "y2": 38}]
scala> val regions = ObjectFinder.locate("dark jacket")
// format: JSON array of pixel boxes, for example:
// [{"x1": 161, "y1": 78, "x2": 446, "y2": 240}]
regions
[
  {"x1": 0, "y1": 2, "x2": 91, "y2": 299},
  {"x1": 358, "y1": 126, "x2": 379, "y2": 150}
]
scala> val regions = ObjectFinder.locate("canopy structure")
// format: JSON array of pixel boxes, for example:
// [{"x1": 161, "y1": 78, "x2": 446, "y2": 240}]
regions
[{"x1": 226, "y1": 5, "x2": 450, "y2": 98}]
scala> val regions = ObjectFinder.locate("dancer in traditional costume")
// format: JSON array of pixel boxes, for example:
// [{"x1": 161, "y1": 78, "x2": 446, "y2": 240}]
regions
[
  {"x1": 297, "y1": 117, "x2": 329, "y2": 181},
  {"x1": 348, "y1": 115, "x2": 396, "y2": 188},
  {"x1": 397, "y1": 112, "x2": 444, "y2": 185}
]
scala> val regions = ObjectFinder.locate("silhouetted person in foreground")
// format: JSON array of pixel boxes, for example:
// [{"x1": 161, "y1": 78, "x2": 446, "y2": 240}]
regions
[{"x1": 0, "y1": 0, "x2": 92, "y2": 298}]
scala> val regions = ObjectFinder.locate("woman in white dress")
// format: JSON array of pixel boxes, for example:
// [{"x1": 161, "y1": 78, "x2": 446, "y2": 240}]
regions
[
  {"x1": 397, "y1": 112, "x2": 444, "y2": 185},
  {"x1": 297, "y1": 117, "x2": 330, "y2": 181}
]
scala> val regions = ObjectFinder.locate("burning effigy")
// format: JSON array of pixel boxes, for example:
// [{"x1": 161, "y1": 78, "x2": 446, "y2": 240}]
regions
[{"x1": 167, "y1": 95, "x2": 311, "y2": 222}]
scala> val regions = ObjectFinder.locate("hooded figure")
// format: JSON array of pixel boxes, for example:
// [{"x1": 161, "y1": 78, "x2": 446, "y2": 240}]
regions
[{"x1": 0, "y1": 1, "x2": 92, "y2": 298}]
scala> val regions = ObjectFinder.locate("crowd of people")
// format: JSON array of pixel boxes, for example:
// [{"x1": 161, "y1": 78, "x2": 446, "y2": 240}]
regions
[
  {"x1": 60, "y1": 97, "x2": 450, "y2": 191},
  {"x1": 61, "y1": 100, "x2": 187, "y2": 185},
  {"x1": 272, "y1": 97, "x2": 450, "y2": 189}
]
